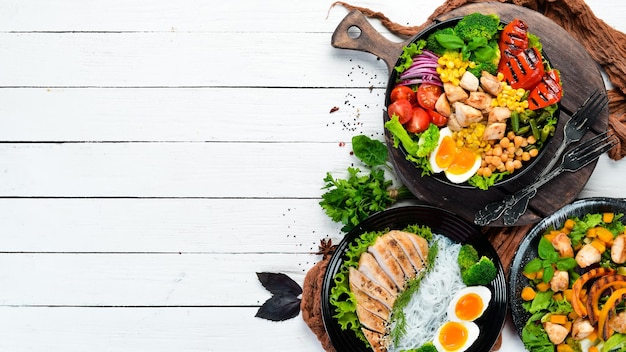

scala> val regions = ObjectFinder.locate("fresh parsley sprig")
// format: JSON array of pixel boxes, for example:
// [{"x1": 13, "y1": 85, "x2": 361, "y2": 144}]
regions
[{"x1": 320, "y1": 135, "x2": 414, "y2": 232}]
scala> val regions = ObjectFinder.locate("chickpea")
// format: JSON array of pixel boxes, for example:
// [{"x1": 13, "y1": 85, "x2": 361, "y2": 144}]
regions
[
  {"x1": 505, "y1": 160, "x2": 515, "y2": 173},
  {"x1": 513, "y1": 159, "x2": 523, "y2": 169},
  {"x1": 522, "y1": 152, "x2": 531, "y2": 161},
  {"x1": 529, "y1": 148, "x2": 539, "y2": 158},
  {"x1": 482, "y1": 167, "x2": 492, "y2": 177},
  {"x1": 527, "y1": 135, "x2": 537, "y2": 145},
  {"x1": 514, "y1": 135, "x2": 524, "y2": 147},
  {"x1": 500, "y1": 137, "x2": 511, "y2": 149}
]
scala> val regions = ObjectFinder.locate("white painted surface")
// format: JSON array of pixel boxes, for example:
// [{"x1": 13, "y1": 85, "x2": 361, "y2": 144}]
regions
[{"x1": 0, "y1": 1, "x2": 623, "y2": 351}]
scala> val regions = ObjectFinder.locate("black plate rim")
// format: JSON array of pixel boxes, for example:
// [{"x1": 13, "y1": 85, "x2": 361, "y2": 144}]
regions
[
  {"x1": 383, "y1": 16, "x2": 560, "y2": 190},
  {"x1": 508, "y1": 197, "x2": 626, "y2": 337},
  {"x1": 321, "y1": 204, "x2": 508, "y2": 352}
]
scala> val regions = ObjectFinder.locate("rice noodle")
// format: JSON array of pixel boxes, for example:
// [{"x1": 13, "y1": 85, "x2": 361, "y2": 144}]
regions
[{"x1": 388, "y1": 234, "x2": 467, "y2": 351}]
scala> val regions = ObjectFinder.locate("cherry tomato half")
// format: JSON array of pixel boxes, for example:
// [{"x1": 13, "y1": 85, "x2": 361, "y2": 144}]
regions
[
  {"x1": 427, "y1": 110, "x2": 448, "y2": 127},
  {"x1": 417, "y1": 84, "x2": 443, "y2": 110},
  {"x1": 387, "y1": 100, "x2": 414, "y2": 124},
  {"x1": 390, "y1": 85, "x2": 416, "y2": 104},
  {"x1": 405, "y1": 107, "x2": 431, "y2": 134}
]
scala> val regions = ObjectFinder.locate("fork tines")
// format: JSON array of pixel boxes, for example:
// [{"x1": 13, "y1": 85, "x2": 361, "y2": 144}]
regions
[
  {"x1": 570, "y1": 89, "x2": 607, "y2": 128},
  {"x1": 567, "y1": 131, "x2": 617, "y2": 162}
]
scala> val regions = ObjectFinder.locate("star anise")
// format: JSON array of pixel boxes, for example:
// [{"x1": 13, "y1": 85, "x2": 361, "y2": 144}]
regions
[{"x1": 316, "y1": 238, "x2": 337, "y2": 256}]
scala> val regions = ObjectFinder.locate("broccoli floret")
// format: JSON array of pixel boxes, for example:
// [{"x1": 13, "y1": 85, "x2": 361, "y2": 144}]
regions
[
  {"x1": 461, "y1": 256, "x2": 498, "y2": 285},
  {"x1": 425, "y1": 27, "x2": 457, "y2": 56},
  {"x1": 457, "y1": 244, "x2": 479, "y2": 271},
  {"x1": 454, "y1": 12, "x2": 501, "y2": 42},
  {"x1": 467, "y1": 61, "x2": 498, "y2": 78}
]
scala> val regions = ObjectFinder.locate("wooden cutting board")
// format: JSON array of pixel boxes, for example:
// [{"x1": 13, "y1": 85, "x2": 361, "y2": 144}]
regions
[{"x1": 333, "y1": 3, "x2": 609, "y2": 228}]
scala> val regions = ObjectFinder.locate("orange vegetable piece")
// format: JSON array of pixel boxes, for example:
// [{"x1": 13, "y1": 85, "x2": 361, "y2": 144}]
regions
[
  {"x1": 590, "y1": 239, "x2": 606, "y2": 254},
  {"x1": 556, "y1": 343, "x2": 574, "y2": 352},
  {"x1": 589, "y1": 346, "x2": 599, "y2": 352},
  {"x1": 604, "y1": 213, "x2": 615, "y2": 223},
  {"x1": 521, "y1": 286, "x2": 536, "y2": 301},
  {"x1": 597, "y1": 227, "x2": 614, "y2": 243},
  {"x1": 572, "y1": 268, "x2": 615, "y2": 317},
  {"x1": 550, "y1": 314, "x2": 569, "y2": 325},
  {"x1": 564, "y1": 218, "x2": 576, "y2": 230},
  {"x1": 536, "y1": 282, "x2": 550, "y2": 292},
  {"x1": 598, "y1": 287, "x2": 626, "y2": 341}
]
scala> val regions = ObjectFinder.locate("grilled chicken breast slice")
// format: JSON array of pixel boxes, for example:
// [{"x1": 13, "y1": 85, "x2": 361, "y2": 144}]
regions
[
  {"x1": 351, "y1": 285, "x2": 391, "y2": 321},
  {"x1": 349, "y1": 267, "x2": 396, "y2": 310},
  {"x1": 369, "y1": 237, "x2": 406, "y2": 290},
  {"x1": 359, "y1": 252, "x2": 398, "y2": 296},
  {"x1": 362, "y1": 329, "x2": 388, "y2": 352},
  {"x1": 380, "y1": 234, "x2": 417, "y2": 279},
  {"x1": 356, "y1": 304, "x2": 387, "y2": 334},
  {"x1": 389, "y1": 230, "x2": 426, "y2": 273}
]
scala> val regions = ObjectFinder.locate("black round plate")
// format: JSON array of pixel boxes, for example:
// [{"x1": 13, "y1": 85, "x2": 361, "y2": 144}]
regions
[
  {"x1": 509, "y1": 197, "x2": 626, "y2": 337},
  {"x1": 321, "y1": 205, "x2": 508, "y2": 351},
  {"x1": 383, "y1": 17, "x2": 559, "y2": 190}
]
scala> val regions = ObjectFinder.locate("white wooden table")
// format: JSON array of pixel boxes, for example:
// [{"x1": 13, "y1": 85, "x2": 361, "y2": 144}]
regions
[{"x1": 0, "y1": 1, "x2": 624, "y2": 351}]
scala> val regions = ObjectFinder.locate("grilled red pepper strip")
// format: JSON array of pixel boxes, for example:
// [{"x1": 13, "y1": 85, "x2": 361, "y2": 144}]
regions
[
  {"x1": 528, "y1": 70, "x2": 562, "y2": 110},
  {"x1": 498, "y1": 19, "x2": 529, "y2": 72},
  {"x1": 501, "y1": 47, "x2": 545, "y2": 90}
]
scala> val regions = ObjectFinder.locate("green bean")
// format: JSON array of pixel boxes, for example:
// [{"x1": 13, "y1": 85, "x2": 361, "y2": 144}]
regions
[{"x1": 529, "y1": 118, "x2": 540, "y2": 141}]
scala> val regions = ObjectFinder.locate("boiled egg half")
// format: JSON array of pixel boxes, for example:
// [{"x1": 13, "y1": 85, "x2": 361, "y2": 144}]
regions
[
  {"x1": 447, "y1": 286, "x2": 492, "y2": 322},
  {"x1": 433, "y1": 320, "x2": 480, "y2": 352},
  {"x1": 429, "y1": 127, "x2": 481, "y2": 184}
]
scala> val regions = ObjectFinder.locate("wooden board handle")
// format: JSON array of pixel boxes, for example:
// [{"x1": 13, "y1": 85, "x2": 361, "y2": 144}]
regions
[{"x1": 331, "y1": 10, "x2": 409, "y2": 74}]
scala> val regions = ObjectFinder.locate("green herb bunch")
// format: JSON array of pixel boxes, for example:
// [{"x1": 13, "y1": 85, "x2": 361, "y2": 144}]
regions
[{"x1": 320, "y1": 135, "x2": 414, "y2": 232}]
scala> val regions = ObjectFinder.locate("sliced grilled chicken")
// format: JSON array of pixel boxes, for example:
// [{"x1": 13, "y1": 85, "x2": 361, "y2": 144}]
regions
[
  {"x1": 380, "y1": 234, "x2": 417, "y2": 279},
  {"x1": 406, "y1": 232, "x2": 429, "y2": 266},
  {"x1": 362, "y1": 329, "x2": 388, "y2": 352},
  {"x1": 359, "y1": 252, "x2": 398, "y2": 297},
  {"x1": 351, "y1": 285, "x2": 391, "y2": 321},
  {"x1": 482, "y1": 122, "x2": 507, "y2": 140},
  {"x1": 388, "y1": 230, "x2": 425, "y2": 273},
  {"x1": 349, "y1": 267, "x2": 396, "y2": 310},
  {"x1": 356, "y1": 304, "x2": 387, "y2": 334},
  {"x1": 369, "y1": 237, "x2": 407, "y2": 290}
]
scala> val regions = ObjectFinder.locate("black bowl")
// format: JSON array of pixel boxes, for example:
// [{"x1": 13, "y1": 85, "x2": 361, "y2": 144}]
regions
[
  {"x1": 384, "y1": 17, "x2": 560, "y2": 190},
  {"x1": 320, "y1": 205, "x2": 508, "y2": 351},
  {"x1": 509, "y1": 197, "x2": 626, "y2": 337}
]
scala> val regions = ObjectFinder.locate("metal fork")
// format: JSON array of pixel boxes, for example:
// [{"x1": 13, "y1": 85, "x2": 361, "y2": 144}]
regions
[
  {"x1": 539, "y1": 89, "x2": 607, "y2": 177},
  {"x1": 474, "y1": 131, "x2": 618, "y2": 226}
]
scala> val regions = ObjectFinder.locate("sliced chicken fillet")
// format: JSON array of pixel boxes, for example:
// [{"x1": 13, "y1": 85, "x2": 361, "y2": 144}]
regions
[
  {"x1": 369, "y1": 238, "x2": 406, "y2": 290},
  {"x1": 356, "y1": 304, "x2": 388, "y2": 334},
  {"x1": 349, "y1": 267, "x2": 396, "y2": 310},
  {"x1": 359, "y1": 252, "x2": 398, "y2": 296},
  {"x1": 351, "y1": 285, "x2": 391, "y2": 321},
  {"x1": 380, "y1": 234, "x2": 417, "y2": 279},
  {"x1": 361, "y1": 329, "x2": 388, "y2": 352},
  {"x1": 388, "y1": 230, "x2": 426, "y2": 273}
]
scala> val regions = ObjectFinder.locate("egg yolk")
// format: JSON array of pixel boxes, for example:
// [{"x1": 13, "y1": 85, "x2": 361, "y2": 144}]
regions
[
  {"x1": 438, "y1": 321, "x2": 468, "y2": 351},
  {"x1": 435, "y1": 136, "x2": 456, "y2": 169},
  {"x1": 455, "y1": 293, "x2": 484, "y2": 321},
  {"x1": 446, "y1": 147, "x2": 478, "y2": 176}
]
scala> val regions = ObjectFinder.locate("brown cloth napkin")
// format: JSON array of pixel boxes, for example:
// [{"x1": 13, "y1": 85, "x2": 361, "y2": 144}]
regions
[{"x1": 302, "y1": 1, "x2": 626, "y2": 350}]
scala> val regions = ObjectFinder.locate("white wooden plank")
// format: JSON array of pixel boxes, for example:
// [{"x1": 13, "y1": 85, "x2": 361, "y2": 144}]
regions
[
  {"x1": 0, "y1": 142, "x2": 374, "y2": 197},
  {"x1": 0, "y1": 198, "x2": 344, "y2": 252},
  {"x1": 0, "y1": 32, "x2": 389, "y2": 87},
  {"x1": 0, "y1": 0, "x2": 432, "y2": 34},
  {"x1": 0, "y1": 87, "x2": 386, "y2": 142},
  {"x1": 0, "y1": 253, "x2": 318, "y2": 306},
  {"x1": 0, "y1": 306, "x2": 325, "y2": 352}
]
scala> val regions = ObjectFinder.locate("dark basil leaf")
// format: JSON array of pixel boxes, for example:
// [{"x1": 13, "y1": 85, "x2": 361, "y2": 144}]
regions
[
  {"x1": 255, "y1": 293, "x2": 301, "y2": 321},
  {"x1": 256, "y1": 272, "x2": 302, "y2": 296},
  {"x1": 351, "y1": 135, "x2": 387, "y2": 167},
  {"x1": 556, "y1": 257, "x2": 578, "y2": 271}
]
